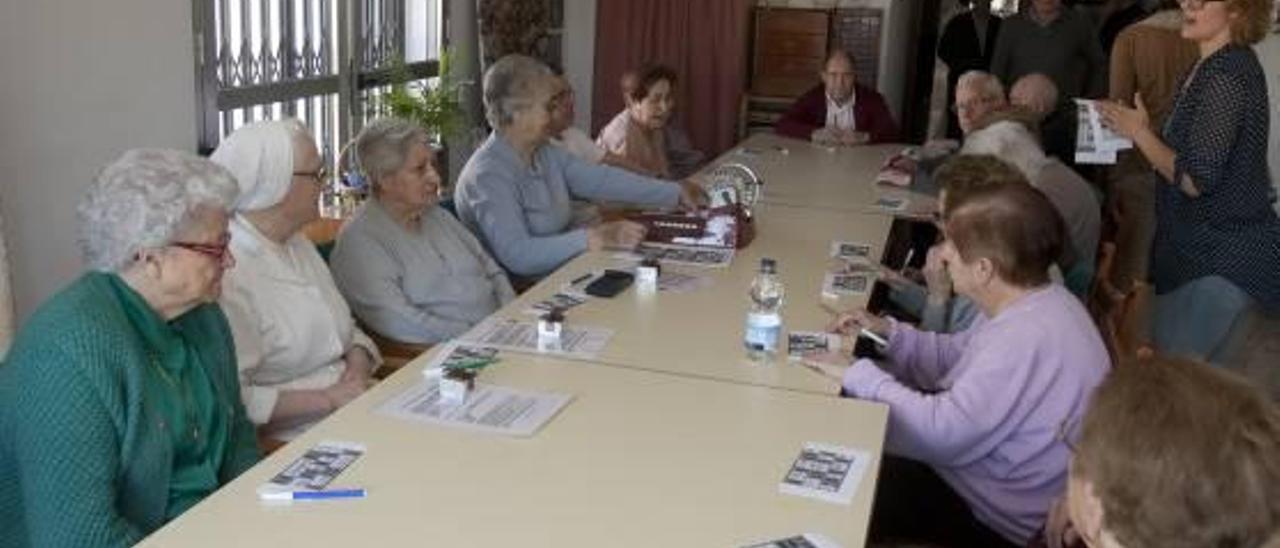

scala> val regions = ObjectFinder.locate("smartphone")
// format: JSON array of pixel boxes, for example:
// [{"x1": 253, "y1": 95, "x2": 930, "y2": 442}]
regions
[
  {"x1": 584, "y1": 269, "x2": 634, "y2": 298},
  {"x1": 852, "y1": 333, "x2": 884, "y2": 360}
]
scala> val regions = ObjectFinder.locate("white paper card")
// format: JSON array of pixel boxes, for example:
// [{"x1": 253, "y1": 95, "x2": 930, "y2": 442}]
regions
[
  {"x1": 627, "y1": 242, "x2": 735, "y2": 268},
  {"x1": 779, "y1": 442, "x2": 871, "y2": 505},
  {"x1": 822, "y1": 272, "x2": 871, "y2": 296},
  {"x1": 462, "y1": 318, "x2": 613, "y2": 359},
  {"x1": 829, "y1": 241, "x2": 873, "y2": 263},
  {"x1": 741, "y1": 533, "x2": 843, "y2": 548},
  {"x1": 787, "y1": 331, "x2": 842, "y2": 361},
  {"x1": 376, "y1": 380, "x2": 572, "y2": 437},
  {"x1": 656, "y1": 270, "x2": 713, "y2": 293},
  {"x1": 1074, "y1": 99, "x2": 1132, "y2": 165},
  {"x1": 260, "y1": 440, "x2": 365, "y2": 492},
  {"x1": 522, "y1": 291, "x2": 590, "y2": 316}
]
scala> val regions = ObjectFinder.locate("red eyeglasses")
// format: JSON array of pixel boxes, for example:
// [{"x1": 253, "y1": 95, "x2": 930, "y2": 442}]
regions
[{"x1": 170, "y1": 237, "x2": 232, "y2": 264}]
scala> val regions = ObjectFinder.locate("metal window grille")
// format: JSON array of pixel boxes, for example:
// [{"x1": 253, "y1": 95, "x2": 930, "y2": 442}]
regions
[{"x1": 193, "y1": 0, "x2": 444, "y2": 165}]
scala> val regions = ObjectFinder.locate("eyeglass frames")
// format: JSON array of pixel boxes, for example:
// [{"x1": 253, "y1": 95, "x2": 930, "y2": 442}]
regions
[
  {"x1": 169, "y1": 236, "x2": 232, "y2": 264},
  {"x1": 292, "y1": 166, "x2": 330, "y2": 186}
]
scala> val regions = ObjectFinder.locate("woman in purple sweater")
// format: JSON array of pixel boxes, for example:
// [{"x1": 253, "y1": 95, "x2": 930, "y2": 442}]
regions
[{"x1": 809, "y1": 180, "x2": 1111, "y2": 546}]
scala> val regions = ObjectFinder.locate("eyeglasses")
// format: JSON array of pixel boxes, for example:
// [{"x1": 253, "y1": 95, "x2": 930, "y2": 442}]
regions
[
  {"x1": 1179, "y1": 0, "x2": 1224, "y2": 9},
  {"x1": 292, "y1": 166, "x2": 330, "y2": 186},
  {"x1": 951, "y1": 97, "x2": 995, "y2": 114},
  {"x1": 170, "y1": 236, "x2": 232, "y2": 264}
]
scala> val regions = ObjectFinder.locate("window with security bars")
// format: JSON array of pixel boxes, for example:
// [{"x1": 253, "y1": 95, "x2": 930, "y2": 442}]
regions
[{"x1": 193, "y1": 0, "x2": 444, "y2": 168}]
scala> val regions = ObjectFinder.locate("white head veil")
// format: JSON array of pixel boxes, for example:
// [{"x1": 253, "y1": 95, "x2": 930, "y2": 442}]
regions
[{"x1": 210, "y1": 119, "x2": 308, "y2": 212}]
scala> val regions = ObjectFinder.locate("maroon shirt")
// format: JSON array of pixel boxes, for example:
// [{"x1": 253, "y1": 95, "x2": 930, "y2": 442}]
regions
[{"x1": 774, "y1": 83, "x2": 899, "y2": 144}]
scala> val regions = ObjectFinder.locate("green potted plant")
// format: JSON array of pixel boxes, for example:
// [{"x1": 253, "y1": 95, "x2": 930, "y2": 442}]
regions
[
  {"x1": 379, "y1": 48, "x2": 467, "y2": 144},
  {"x1": 336, "y1": 48, "x2": 468, "y2": 208}
]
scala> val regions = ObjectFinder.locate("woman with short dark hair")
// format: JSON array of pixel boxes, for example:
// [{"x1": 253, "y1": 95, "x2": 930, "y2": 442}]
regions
[
  {"x1": 808, "y1": 182, "x2": 1111, "y2": 547},
  {"x1": 596, "y1": 64, "x2": 680, "y2": 178}
]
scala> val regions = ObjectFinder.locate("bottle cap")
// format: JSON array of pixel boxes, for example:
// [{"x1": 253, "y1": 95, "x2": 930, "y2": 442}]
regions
[{"x1": 759, "y1": 257, "x2": 777, "y2": 274}]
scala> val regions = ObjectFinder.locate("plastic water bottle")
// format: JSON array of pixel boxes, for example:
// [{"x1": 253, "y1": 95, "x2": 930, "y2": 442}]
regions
[{"x1": 745, "y1": 258, "x2": 784, "y2": 362}]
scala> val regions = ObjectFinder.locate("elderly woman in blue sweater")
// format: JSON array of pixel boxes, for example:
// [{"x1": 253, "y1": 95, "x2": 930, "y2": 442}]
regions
[
  {"x1": 454, "y1": 54, "x2": 706, "y2": 281},
  {"x1": 0, "y1": 150, "x2": 260, "y2": 547}
]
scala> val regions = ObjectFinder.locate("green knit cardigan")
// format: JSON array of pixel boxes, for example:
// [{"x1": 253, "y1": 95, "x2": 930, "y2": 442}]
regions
[{"x1": 0, "y1": 272, "x2": 260, "y2": 547}]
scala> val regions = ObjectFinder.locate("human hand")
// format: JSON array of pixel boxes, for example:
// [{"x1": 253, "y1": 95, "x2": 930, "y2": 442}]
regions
[
  {"x1": 323, "y1": 375, "x2": 369, "y2": 411},
  {"x1": 812, "y1": 128, "x2": 839, "y2": 146},
  {"x1": 826, "y1": 308, "x2": 890, "y2": 339},
  {"x1": 922, "y1": 138, "x2": 960, "y2": 157},
  {"x1": 799, "y1": 351, "x2": 852, "y2": 381},
  {"x1": 876, "y1": 264, "x2": 915, "y2": 290},
  {"x1": 837, "y1": 130, "x2": 870, "y2": 146},
  {"x1": 1044, "y1": 496, "x2": 1081, "y2": 548},
  {"x1": 677, "y1": 177, "x2": 708, "y2": 210},
  {"x1": 587, "y1": 220, "x2": 647, "y2": 251},
  {"x1": 1097, "y1": 94, "x2": 1150, "y2": 141},
  {"x1": 923, "y1": 244, "x2": 953, "y2": 301},
  {"x1": 339, "y1": 346, "x2": 375, "y2": 385}
]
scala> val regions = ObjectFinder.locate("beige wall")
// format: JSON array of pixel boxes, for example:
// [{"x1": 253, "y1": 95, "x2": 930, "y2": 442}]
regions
[
  {"x1": 562, "y1": 0, "x2": 598, "y2": 132},
  {"x1": 1258, "y1": 34, "x2": 1280, "y2": 215},
  {"x1": 0, "y1": 0, "x2": 198, "y2": 322}
]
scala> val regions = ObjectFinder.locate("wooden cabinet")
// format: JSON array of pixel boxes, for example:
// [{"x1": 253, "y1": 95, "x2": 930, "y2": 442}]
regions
[
  {"x1": 743, "y1": 6, "x2": 885, "y2": 138},
  {"x1": 750, "y1": 9, "x2": 830, "y2": 97},
  {"x1": 750, "y1": 7, "x2": 884, "y2": 98},
  {"x1": 830, "y1": 8, "x2": 882, "y2": 93}
]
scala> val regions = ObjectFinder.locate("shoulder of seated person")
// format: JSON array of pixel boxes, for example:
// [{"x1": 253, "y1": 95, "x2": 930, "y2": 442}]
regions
[{"x1": 459, "y1": 161, "x2": 521, "y2": 188}]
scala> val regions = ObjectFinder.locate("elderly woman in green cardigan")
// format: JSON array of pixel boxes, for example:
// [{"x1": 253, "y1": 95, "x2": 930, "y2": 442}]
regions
[{"x1": 0, "y1": 149, "x2": 261, "y2": 547}]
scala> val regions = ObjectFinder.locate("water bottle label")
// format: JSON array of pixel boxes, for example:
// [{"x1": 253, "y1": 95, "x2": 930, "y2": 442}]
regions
[{"x1": 744, "y1": 312, "x2": 781, "y2": 352}]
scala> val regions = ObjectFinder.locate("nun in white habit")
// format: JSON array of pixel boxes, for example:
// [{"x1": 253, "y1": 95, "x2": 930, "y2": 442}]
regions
[{"x1": 211, "y1": 119, "x2": 381, "y2": 440}]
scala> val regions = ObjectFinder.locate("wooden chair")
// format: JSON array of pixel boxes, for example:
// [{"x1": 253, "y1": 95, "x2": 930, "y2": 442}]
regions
[
  {"x1": 1088, "y1": 242, "x2": 1154, "y2": 363},
  {"x1": 362, "y1": 326, "x2": 433, "y2": 380},
  {"x1": 257, "y1": 430, "x2": 288, "y2": 456},
  {"x1": 303, "y1": 217, "x2": 346, "y2": 263}
]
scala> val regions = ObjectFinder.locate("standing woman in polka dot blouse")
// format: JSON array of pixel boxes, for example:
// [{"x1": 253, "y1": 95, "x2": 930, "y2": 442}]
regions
[{"x1": 1099, "y1": 0, "x2": 1279, "y2": 363}]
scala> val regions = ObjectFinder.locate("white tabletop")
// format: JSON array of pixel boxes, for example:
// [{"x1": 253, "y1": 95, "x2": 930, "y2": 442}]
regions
[
  {"x1": 717, "y1": 133, "x2": 937, "y2": 218},
  {"x1": 499, "y1": 203, "x2": 891, "y2": 395},
  {"x1": 139, "y1": 352, "x2": 889, "y2": 548}
]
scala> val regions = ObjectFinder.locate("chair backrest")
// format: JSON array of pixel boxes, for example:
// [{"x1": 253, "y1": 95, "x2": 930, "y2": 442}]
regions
[
  {"x1": 1088, "y1": 242, "x2": 1154, "y2": 363},
  {"x1": 303, "y1": 217, "x2": 346, "y2": 263},
  {"x1": 438, "y1": 197, "x2": 458, "y2": 219}
]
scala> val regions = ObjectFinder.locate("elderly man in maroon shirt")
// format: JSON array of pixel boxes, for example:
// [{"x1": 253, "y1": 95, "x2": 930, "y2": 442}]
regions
[{"x1": 774, "y1": 49, "x2": 899, "y2": 145}]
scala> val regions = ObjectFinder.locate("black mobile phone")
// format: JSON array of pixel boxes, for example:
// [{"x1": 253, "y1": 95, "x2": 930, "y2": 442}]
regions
[
  {"x1": 584, "y1": 269, "x2": 634, "y2": 298},
  {"x1": 852, "y1": 333, "x2": 884, "y2": 360}
]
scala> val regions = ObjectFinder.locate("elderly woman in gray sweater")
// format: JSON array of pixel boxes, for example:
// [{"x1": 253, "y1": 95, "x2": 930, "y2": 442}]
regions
[{"x1": 330, "y1": 118, "x2": 515, "y2": 345}]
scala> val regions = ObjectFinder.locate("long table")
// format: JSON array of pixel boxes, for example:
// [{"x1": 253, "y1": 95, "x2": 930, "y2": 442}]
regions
[
  {"x1": 493, "y1": 202, "x2": 891, "y2": 395},
  {"x1": 729, "y1": 133, "x2": 938, "y2": 218},
  {"x1": 139, "y1": 134, "x2": 904, "y2": 547},
  {"x1": 139, "y1": 352, "x2": 889, "y2": 547}
]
